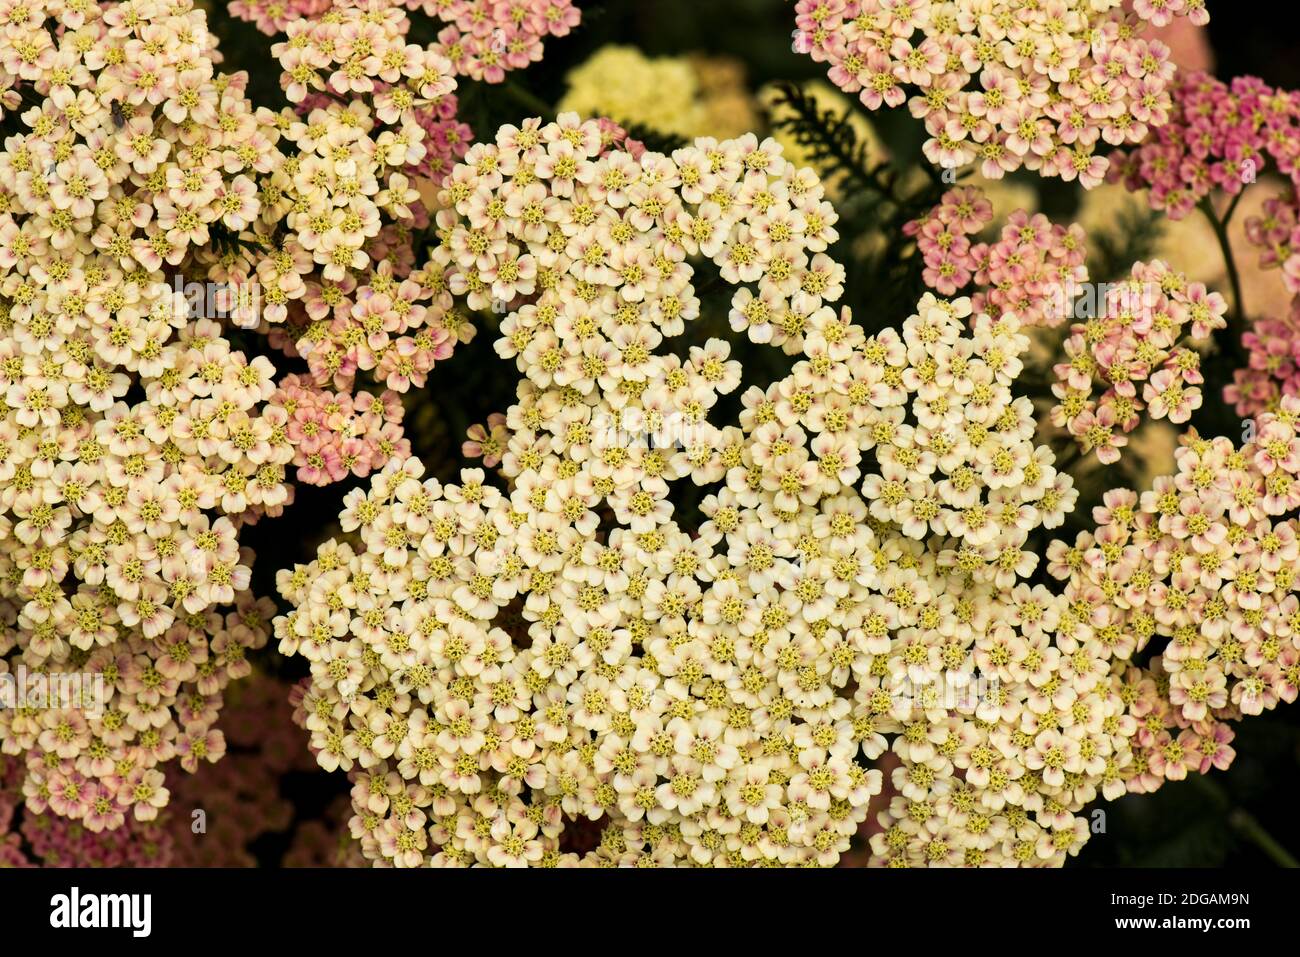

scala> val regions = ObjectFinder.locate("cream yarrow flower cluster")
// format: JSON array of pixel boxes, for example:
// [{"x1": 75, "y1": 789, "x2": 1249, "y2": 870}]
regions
[
  {"x1": 234, "y1": 0, "x2": 581, "y2": 86},
  {"x1": 264, "y1": 1, "x2": 478, "y2": 394},
  {"x1": 792, "y1": 0, "x2": 1208, "y2": 187},
  {"x1": 235, "y1": 0, "x2": 583, "y2": 186},
  {"x1": 270, "y1": 114, "x2": 1233, "y2": 868},
  {"x1": 0, "y1": 0, "x2": 289, "y2": 830}
]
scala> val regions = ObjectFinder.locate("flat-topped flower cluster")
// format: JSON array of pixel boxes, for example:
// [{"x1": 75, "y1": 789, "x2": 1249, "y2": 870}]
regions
[
  {"x1": 233, "y1": 0, "x2": 583, "y2": 185},
  {"x1": 792, "y1": 0, "x2": 1208, "y2": 187},
  {"x1": 0, "y1": 0, "x2": 290, "y2": 831},
  {"x1": 234, "y1": 0, "x2": 580, "y2": 85},
  {"x1": 265, "y1": 0, "x2": 477, "y2": 393},
  {"x1": 274, "y1": 115, "x2": 1300, "y2": 867},
  {"x1": 0, "y1": 671, "x2": 322, "y2": 866},
  {"x1": 1110, "y1": 70, "x2": 1300, "y2": 419},
  {"x1": 905, "y1": 185, "x2": 1087, "y2": 326},
  {"x1": 1050, "y1": 260, "x2": 1226, "y2": 464},
  {"x1": 1050, "y1": 417, "x2": 1300, "y2": 784},
  {"x1": 0, "y1": 0, "x2": 565, "y2": 833}
]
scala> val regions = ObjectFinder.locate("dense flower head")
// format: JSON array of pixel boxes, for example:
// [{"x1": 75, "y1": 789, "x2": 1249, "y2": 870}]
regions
[
  {"x1": 558, "y1": 45, "x2": 709, "y2": 139},
  {"x1": 1234, "y1": 159, "x2": 1300, "y2": 420},
  {"x1": 272, "y1": 1, "x2": 458, "y2": 114},
  {"x1": 160, "y1": 671, "x2": 321, "y2": 865},
  {"x1": 0, "y1": 0, "x2": 302, "y2": 830},
  {"x1": 0, "y1": 591, "x2": 275, "y2": 837},
  {"x1": 905, "y1": 185, "x2": 1088, "y2": 326},
  {"x1": 559, "y1": 46, "x2": 762, "y2": 142},
  {"x1": 234, "y1": 0, "x2": 582, "y2": 187},
  {"x1": 905, "y1": 188, "x2": 1227, "y2": 467},
  {"x1": 1110, "y1": 71, "x2": 1298, "y2": 222},
  {"x1": 228, "y1": 0, "x2": 336, "y2": 36},
  {"x1": 0, "y1": 0, "x2": 461, "y2": 837},
  {"x1": 274, "y1": 375, "x2": 410, "y2": 486},
  {"x1": 0, "y1": 672, "x2": 325, "y2": 866},
  {"x1": 0, "y1": 748, "x2": 177, "y2": 865},
  {"x1": 1050, "y1": 259, "x2": 1227, "y2": 464},
  {"x1": 792, "y1": 0, "x2": 1208, "y2": 188},
  {"x1": 265, "y1": 115, "x2": 1292, "y2": 869},
  {"x1": 261, "y1": 0, "x2": 480, "y2": 391},
  {"x1": 421, "y1": 0, "x2": 582, "y2": 85},
  {"x1": 1049, "y1": 401, "x2": 1300, "y2": 787},
  {"x1": 1109, "y1": 70, "x2": 1300, "y2": 420},
  {"x1": 407, "y1": 92, "x2": 476, "y2": 184},
  {"x1": 234, "y1": 0, "x2": 581, "y2": 85},
  {"x1": 1225, "y1": 313, "x2": 1300, "y2": 419}
]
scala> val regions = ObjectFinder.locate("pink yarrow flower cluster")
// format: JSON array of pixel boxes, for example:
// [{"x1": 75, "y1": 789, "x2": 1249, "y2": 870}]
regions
[
  {"x1": 0, "y1": 672, "x2": 319, "y2": 867},
  {"x1": 407, "y1": 91, "x2": 475, "y2": 184},
  {"x1": 421, "y1": 0, "x2": 582, "y2": 85},
  {"x1": 276, "y1": 375, "x2": 410, "y2": 486},
  {"x1": 1109, "y1": 71, "x2": 1296, "y2": 221},
  {"x1": 1050, "y1": 400, "x2": 1300, "y2": 789},
  {"x1": 283, "y1": 265, "x2": 460, "y2": 395},
  {"x1": 905, "y1": 186, "x2": 1088, "y2": 326},
  {"x1": 0, "y1": 595, "x2": 275, "y2": 835},
  {"x1": 162, "y1": 671, "x2": 320, "y2": 866},
  {"x1": 1109, "y1": 71, "x2": 1300, "y2": 419},
  {"x1": 1050, "y1": 260, "x2": 1227, "y2": 464},
  {"x1": 1226, "y1": 316, "x2": 1300, "y2": 419},
  {"x1": 791, "y1": 0, "x2": 1207, "y2": 188},
  {"x1": 1235, "y1": 189, "x2": 1300, "y2": 417},
  {"x1": 228, "y1": 0, "x2": 335, "y2": 35},
  {"x1": 0, "y1": 749, "x2": 175, "y2": 865}
]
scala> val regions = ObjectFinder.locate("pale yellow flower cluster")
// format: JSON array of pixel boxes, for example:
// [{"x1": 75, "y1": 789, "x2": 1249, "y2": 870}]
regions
[
  {"x1": 559, "y1": 45, "x2": 759, "y2": 141},
  {"x1": 261, "y1": 2, "x2": 477, "y2": 393},
  {"x1": 0, "y1": 0, "x2": 279, "y2": 830},
  {"x1": 271, "y1": 114, "x2": 1201, "y2": 868}
]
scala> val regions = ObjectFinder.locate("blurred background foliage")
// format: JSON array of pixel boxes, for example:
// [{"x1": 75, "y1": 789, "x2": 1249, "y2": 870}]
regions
[{"x1": 208, "y1": 0, "x2": 1300, "y2": 867}]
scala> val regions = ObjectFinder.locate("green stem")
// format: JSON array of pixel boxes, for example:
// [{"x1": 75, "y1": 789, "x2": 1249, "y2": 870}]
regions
[
  {"x1": 1229, "y1": 809, "x2": 1300, "y2": 868},
  {"x1": 1199, "y1": 195, "x2": 1246, "y2": 323},
  {"x1": 1222, "y1": 188, "x2": 1246, "y2": 229},
  {"x1": 1198, "y1": 195, "x2": 1251, "y2": 375},
  {"x1": 1189, "y1": 774, "x2": 1298, "y2": 867}
]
